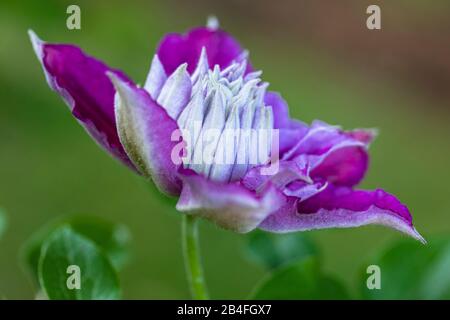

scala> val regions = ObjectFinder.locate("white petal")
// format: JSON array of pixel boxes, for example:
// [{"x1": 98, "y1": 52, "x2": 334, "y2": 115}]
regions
[
  {"x1": 228, "y1": 60, "x2": 247, "y2": 81},
  {"x1": 244, "y1": 70, "x2": 262, "y2": 82},
  {"x1": 206, "y1": 16, "x2": 219, "y2": 30},
  {"x1": 191, "y1": 89, "x2": 226, "y2": 176},
  {"x1": 191, "y1": 47, "x2": 209, "y2": 85},
  {"x1": 220, "y1": 61, "x2": 239, "y2": 78},
  {"x1": 232, "y1": 79, "x2": 259, "y2": 117},
  {"x1": 258, "y1": 106, "x2": 274, "y2": 165},
  {"x1": 157, "y1": 63, "x2": 191, "y2": 120},
  {"x1": 209, "y1": 104, "x2": 241, "y2": 182},
  {"x1": 178, "y1": 89, "x2": 205, "y2": 164},
  {"x1": 230, "y1": 98, "x2": 257, "y2": 180},
  {"x1": 144, "y1": 55, "x2": 167, "y2": 99}
]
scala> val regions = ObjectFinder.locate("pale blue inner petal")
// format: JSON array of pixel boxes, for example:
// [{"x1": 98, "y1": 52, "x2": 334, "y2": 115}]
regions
[{"x1": 146, "y1": 48, "x2": 274, "y2": 182}]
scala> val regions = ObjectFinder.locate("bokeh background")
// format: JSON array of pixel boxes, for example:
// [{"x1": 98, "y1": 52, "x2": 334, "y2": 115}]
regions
[{"x1": 0, "y1": 0, "x2": 449, "y2": 299}]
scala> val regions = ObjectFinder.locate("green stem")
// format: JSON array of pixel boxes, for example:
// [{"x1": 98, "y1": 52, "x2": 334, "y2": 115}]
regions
[{"x1": 182, "y1": 215, "x2": 209, "y2": 299}]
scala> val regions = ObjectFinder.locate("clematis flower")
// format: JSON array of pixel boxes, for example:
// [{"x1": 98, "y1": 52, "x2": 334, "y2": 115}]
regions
[{"x1": 29, "y1": 19, "x2": 424, "y2": 242}]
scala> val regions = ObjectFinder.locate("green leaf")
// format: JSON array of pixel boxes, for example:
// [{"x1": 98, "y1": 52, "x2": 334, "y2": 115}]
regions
[
  {"x1": 246, "y1": 230, "x2": 318, "y2": 270},
  {"x1": 38, "y1": 226, "x2": 121, "y2": 300},
  {"x1": 65, "y1": 216, "x2": 131, "y2": 270},
  {"x1": 251, "y1": 258, "x2": 349, "y2": 299},
  {"x1": 360, "y1": 237, "x2": 450, "y2": 299},
  {"x1": 22, "y1": 215, "x2": 130, "y2": 284},
  {"x1": 0, "y1": 208, "x2": 7, "y2": 239}
]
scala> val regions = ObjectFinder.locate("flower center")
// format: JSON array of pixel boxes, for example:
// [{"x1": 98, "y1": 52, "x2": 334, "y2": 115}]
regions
[
  {"x1": 180, "y1": 56, "x2": 274, "y2": 182},
  {"x1": 150, "y1": 48, "x2": 275, "y2": 183}
]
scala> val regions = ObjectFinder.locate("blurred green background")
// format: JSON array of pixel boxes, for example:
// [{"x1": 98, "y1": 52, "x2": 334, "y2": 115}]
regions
[{"x1": 0, "y1": 0, "x2": 449, "y2": 299}]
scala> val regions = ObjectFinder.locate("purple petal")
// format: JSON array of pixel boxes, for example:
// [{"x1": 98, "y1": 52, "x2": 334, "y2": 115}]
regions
[
  {"x1": 283, "y1": 180, "x2": 328, "y2": 201},
  {"x1": 349, "y1": 128, "x2": 378, "y2": 144},
  {"x1": 109, "y1": 73, "x2": 182, "y2": 196},
  {"x1": 157, "y1": 27, "x2": 248, "y2": 75},
  {"x1": 284, "y1": 121, "x2": 354, "y2": 158},
  {"x1": 277, "y1": 126, "x2": 309, "y2": 156},
  {"x1": 29, "y1": 31, "x2": 135, "y2": 170},
  {"x1": 264, "y1": 91, "x2": 308, "y2": 155},
  {"x1": 242, "y1": 125, "x2": 373, "y2": 193},
  {"x1": 242, "y1": 159, "x2": 312, "y2": 193},
  {"x1": 310, "y1": 146, "x2": 368, "y2": 187},
  {"x1": 264, "y1": 91, "x2": 291, "y2": 129},
  {"x1": 176, "y1": 169, "x2": 284, "y2": 233},
  {"x1": 259, "y1": 185, "x2": 425, "y2": 243},
  {"x1": 284, "y1": 121, "x2": 375, "y2": 186}
]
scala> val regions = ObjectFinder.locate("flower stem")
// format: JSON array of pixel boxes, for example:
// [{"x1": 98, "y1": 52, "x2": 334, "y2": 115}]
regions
[{"x1": 182, "y1": 214, "x2": 209, "y2": 299}]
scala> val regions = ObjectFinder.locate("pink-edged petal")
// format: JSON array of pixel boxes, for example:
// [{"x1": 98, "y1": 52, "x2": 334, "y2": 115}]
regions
[
  {"x1": 242, "y1": 135, "x2": 368, "y2": 195},
  {"x1": 310, "y1": 145, "x2": 368, "y2": 187},
  {"x1": 157, "y1": 27, "x2": 248, "y2": 75},
  {"x1": 284, "y1": 121, "x2": 376, "y2": 186},
  {"x1": 242, "y1": 159, "x2": 312, "y2": 193},
  {"x1": 284, "y1": 121, "x2": 355, "y2": 158},
  {"x1": 349, "y1": 128, "x2": 378, "y2": 144},
  {"x1": 108, "y1": 73, "x2": 182, "y2": 196},
  {"x1": 176, "y1": 169, "x2": 284, "y2": 233},
  {"x1": 259, "y1": 185, "x2": 425, "y2": 243},
  {"x1": 308, "y1": 127, "x2": 377, "y2": 186},
  {"x1": 283, "y1": 180, "x2": 328, "y2": 201},
  {"x1": 29, "y1": 30, "x2": 135, "y2": 170}
]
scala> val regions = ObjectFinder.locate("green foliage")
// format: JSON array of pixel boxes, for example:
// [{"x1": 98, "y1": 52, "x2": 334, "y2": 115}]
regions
[
  {"x1": 246, "y1": 230, "x2": 318, "y2": 270},
  {"x1": 251, "y1": 258, "x2": 349, "y2": 299},
  {"x1": 247, "y1": 231, "x2": 348, "y2": 299},
  {"x1": 22, "y1": 215, "x2": 130, "y2": 284},
  {"x1": 0, "y1": 208, "x2": 7, "y2": 239},
  {"x1": 64, "y1": 216, "x2": 131, "y2": 270},
  {"x1": 39, "y1": 226, "x2": 121, "y2": 300},
  {"x1": 21, "y1": 215, "x2": 129, "y2": 300},
  {"x1": 360, "y1": 237, "x2": 450, "y2": 299}
]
